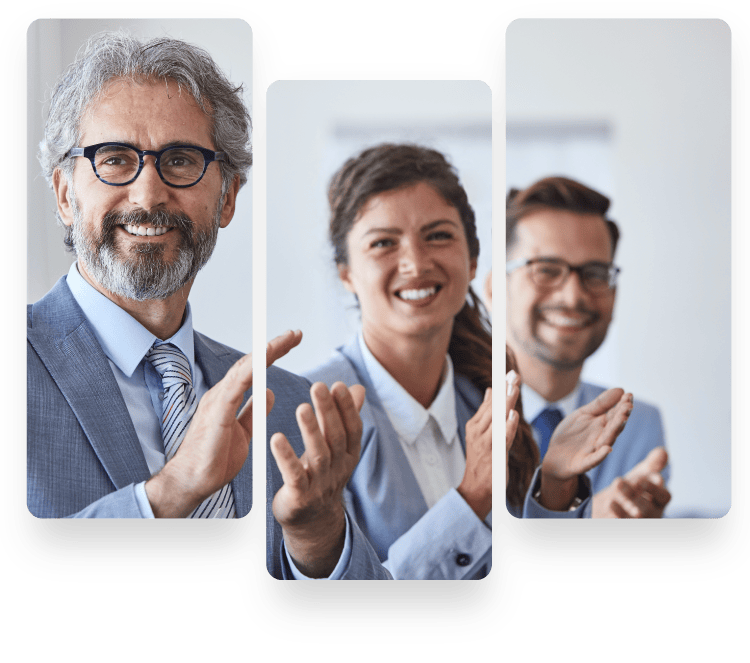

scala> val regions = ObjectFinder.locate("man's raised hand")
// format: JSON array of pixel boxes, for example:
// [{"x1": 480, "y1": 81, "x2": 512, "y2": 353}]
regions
[
  {"x1": 592, "y1": 447, "x2": 671, "y2": 518},
  {"x1": 538, "y1": 388, "x2": 633, "y2": 511},
  {"x1": 146, "y1": 330, "x2": 302, "y2": 518},
  {"x1": 544, "y1": 388, "x2": 634, "y2": 480}
]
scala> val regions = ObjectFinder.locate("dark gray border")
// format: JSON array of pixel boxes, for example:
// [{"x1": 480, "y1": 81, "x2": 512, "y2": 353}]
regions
[{"x1": 8, "y1": 3, "x2": 749, "y2": 643}]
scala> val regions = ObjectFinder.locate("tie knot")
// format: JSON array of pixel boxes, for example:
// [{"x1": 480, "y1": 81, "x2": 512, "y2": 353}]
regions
[
  {"x1": 146, "y1": 342, "x2": 193, "y2": 388},
  {"x1": 533, "y1": 407, "x2": 564, "y2": 435}
]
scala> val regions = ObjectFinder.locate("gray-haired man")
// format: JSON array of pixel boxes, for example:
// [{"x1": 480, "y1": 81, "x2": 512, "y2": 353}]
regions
[{"x1": 28, "y1": 32, "x2": 389, "y2": 579}]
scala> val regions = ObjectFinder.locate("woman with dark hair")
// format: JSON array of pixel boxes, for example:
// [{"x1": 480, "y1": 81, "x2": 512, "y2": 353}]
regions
[{"x1": 305, "y1": 143, "x2": 632, "y2": 579}]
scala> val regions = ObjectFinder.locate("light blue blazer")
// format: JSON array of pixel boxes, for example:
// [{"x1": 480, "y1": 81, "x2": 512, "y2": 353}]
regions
[{"x1": 28, "y1": 277, "x2": 388, "y2": 579}]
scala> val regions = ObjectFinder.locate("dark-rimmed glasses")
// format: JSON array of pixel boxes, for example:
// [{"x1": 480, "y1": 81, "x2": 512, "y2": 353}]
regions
[
  {"x1": 65, "y1": 142, "x2": 227, "y2": 188},
  {"x1": 506, "y1": 257, "x2": 621, "y2": 293}
]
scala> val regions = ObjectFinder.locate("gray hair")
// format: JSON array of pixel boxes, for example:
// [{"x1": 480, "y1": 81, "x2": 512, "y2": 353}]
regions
[{"x1": 39, "y1": 31, "x2": 252, "y2": 199}]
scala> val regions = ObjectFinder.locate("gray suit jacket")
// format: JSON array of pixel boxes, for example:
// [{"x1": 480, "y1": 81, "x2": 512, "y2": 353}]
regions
[
  {"x1": 28, "y1": 277, "x2": 389, "y2": 578},
  {"x1": 27, "y1": 276, "x2": 253, "y2": 518}
]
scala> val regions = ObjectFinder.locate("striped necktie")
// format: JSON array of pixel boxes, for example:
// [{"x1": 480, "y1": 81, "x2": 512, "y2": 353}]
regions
[
  {"x1": 531, "y1": 407, "x2": 564, "y2": 460},
  {"x1": 146, "y1": 342, "x2": 236, "y2": 518}
]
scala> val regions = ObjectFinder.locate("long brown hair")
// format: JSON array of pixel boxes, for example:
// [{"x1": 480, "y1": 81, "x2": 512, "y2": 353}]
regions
[
  {"x1": 327, "y1": 143, "x2": 491, "y2": 393},
  {"x1": 506, "y1": 346, "x2": 540, "y2": 509}
]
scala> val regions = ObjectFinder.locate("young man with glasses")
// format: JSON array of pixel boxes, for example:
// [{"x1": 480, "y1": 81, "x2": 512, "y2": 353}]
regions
[
  {"x1": 28, "y1": 32, "x2": 390, "y2": 579},
  {"x1": 505, "y1": 176, "x2": 671, "y2": 518}
]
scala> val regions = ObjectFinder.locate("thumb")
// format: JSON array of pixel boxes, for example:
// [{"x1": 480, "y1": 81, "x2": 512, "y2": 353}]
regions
[{"x1": 627, "y1": 446, "x2": 668, "y2": 480}]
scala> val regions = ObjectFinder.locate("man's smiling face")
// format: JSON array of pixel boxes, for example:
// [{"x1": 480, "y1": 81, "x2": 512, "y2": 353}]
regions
[
  {"x1": 54, "y1": 77, "x2": 236, "y2": 301},
  {"x1": 506, "y1": 208, "x2": 616, "y2": 371}
]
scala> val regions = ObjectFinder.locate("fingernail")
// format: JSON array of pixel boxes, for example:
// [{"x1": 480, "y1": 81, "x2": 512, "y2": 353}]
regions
[
  {"x1": 506, "y1": 369, "x2": 518, "y2": 384},
  {"x1": 507, "y1": 382, "x2": 514, "y2": 397}
]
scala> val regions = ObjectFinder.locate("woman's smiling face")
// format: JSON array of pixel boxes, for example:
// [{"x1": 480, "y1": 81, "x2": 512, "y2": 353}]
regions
[{"x1": 339, "y1": 181, "x2": 477, "y2": 345}]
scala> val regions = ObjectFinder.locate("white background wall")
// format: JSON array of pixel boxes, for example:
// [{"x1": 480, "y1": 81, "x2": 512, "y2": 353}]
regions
[
  {"x1": 267, "y1": 80, "x2": 491, "y2": 375},
  {"x1": 27, "y1": 19, "x2": 253, "y2": 352},
  {"x1": 507, "y1": 20, "x2": 731, "y2": 517}
]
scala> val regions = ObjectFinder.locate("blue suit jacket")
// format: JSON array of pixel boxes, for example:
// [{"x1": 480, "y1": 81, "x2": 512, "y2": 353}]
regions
[
  {"x1": 306, "y1": 338, "x2": 493, "y2": 579},
  {"x1": 578, "y1": 383, "x2": 668, "y2": 493},
  {"x1": 27, "y1": 277, "x2": 388, "y2": 578}
]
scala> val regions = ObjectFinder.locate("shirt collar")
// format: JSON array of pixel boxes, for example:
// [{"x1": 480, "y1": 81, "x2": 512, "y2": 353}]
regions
[
  {"x1": 358, "y1": 332, "x2": 458, "y2": 445},
  {"x1": 66, "y1": 261, "x2": 196, "y2": 378},
  {"x1": 520, "y1": 381, "x2": 581, "y2": 423}
]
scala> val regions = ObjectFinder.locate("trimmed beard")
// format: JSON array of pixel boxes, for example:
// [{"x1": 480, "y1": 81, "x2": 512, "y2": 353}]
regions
[{"x1": 69, "y1": 189, "x2": 222, "y2": 301}]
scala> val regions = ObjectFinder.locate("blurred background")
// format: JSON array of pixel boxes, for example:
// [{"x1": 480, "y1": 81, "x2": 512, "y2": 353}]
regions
[
  {"x1": 27, "y1": 19, "x2": 253, "y2": 352},
  {"x1": 507, "y1": 19, "x2": 731, "y2": 517},
  {"x1": 267, "y1": 80, "x2": 491, "y2": 373}
]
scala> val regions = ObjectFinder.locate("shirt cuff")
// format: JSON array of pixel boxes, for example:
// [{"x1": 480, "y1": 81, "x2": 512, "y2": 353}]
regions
[
  {"x1": 284, "y1": 512, "x2": 353, "y2": 579},
  {"x1": 134, "y1": 481, "x2": 156, "y2": 519},
  {"x1": 522, "y1": 467, "x2": 592, "y2": 518}
]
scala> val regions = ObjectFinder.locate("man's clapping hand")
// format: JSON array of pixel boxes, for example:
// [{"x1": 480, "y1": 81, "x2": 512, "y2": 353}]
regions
[
  {"x1": 592, "y1": 447, "x2": 671, "y2": 518},
  {"x1": 145, "y1": 330, "x2": 302, "y2": 518},
  {"x1": 539, "y1": 388, "x2": 634, "y2": 511}
]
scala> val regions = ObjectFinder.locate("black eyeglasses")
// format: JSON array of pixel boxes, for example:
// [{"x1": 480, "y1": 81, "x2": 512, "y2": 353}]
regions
[
  {"x1": 506, "y1": 257, "x2": 621, "y2": 293},
  {"x1": 65, "y1": 142, "x2": 228, "y2": 188}
]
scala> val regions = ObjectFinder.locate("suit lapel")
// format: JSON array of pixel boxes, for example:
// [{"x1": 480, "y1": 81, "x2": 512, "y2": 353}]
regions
[
  {"x1": 340, "y1": 338, "x2": 429, "y2": 515},
  {"x1": 193, "y1": 333, "x2": 252, "y2": 517},
  {"x1": 28, "y1": 278, "x2": 149, "y2": 489}
]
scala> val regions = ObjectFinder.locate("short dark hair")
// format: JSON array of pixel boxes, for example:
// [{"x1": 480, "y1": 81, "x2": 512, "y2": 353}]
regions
[{"x1": 506, "y1": 176, "x2": 620, "y2": 257}]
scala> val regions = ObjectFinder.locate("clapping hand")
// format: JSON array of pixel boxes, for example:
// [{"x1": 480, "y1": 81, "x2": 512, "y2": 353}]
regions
[
  {"x1": 457, "y1": 386, "x2": 493, "y2": 520},
  {"x1": 592, "y1": 447, "x2": 671, "y2": 518},
  {"x1": 146, "y1": 330, "x2": 302, "y2": 518},
  {"x1": 270, "y1": 381, "x2": 366, "y2": 577},
  {"x1": 539, "y1": 388, "x2": 633, "y2": 511}
]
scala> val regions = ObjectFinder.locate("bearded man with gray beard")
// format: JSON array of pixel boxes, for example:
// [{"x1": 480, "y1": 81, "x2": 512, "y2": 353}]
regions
[{"x1": 27, "y1": 32, "x2": 390, "y2": 579}]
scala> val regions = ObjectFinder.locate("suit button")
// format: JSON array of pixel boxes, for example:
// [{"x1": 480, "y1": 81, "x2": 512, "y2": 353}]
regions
[{"x1": 455, "y1": 553, "x2": 471, "y2": 567}]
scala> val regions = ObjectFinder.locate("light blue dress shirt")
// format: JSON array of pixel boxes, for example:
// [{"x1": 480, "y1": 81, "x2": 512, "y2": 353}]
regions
[{"x1": 521, "y1": 382, "x2": 582, "y2": 431}]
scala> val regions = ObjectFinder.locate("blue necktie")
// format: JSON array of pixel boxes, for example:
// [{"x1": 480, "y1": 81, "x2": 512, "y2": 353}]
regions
[
  {"x1": 146, "y1": 341, "x2": 236, "y2": 518},
  {"x1": 532, "y1": 407, "x2": 564, "y2": 459}
]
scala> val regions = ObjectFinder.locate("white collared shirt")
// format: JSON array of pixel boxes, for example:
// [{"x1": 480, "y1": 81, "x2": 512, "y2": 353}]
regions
[{"x1": 358, "y1": 333, "x2": 466, "y2": 509}]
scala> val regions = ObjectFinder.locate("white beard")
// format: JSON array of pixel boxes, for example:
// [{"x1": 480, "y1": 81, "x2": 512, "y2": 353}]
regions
[{"x1": 69, "y1": 188, "x2": 222, "y2": 301}]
